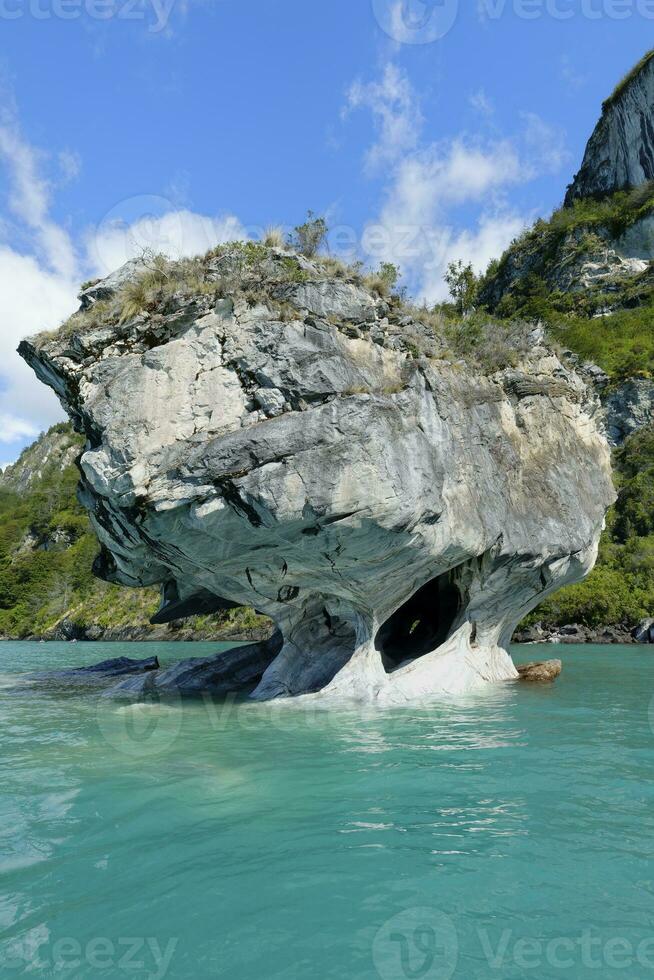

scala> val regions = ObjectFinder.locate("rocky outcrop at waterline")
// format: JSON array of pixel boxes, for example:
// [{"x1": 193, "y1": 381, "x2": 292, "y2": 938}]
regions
[
  {"x1": 565, "y1": 51, "x2": 654, "y2": 205},
  {"x1": 18, "y1": 243, "x2": 615, "y2": 701},
  {"x1": 517, "y1": 660, "x2": 562, "y2": 683},
  {"x1": 513, "y1": 622, "x2": 637, "y2": 645}
]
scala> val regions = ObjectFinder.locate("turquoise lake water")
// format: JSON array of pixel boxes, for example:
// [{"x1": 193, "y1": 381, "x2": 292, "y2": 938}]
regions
[{"x1": 1, "y1": 641, "x2": 654, "y2": 979}]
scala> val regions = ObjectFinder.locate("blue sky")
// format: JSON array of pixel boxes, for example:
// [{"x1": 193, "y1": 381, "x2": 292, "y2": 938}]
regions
[{"x1": 0, "y1": 0, "x2": 652, "y2": 463}]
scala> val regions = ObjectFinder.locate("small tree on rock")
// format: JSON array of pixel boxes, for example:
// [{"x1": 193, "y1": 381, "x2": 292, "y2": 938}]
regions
[
  {"x1": 445, "y1": 260, "x2": 479, "y2": 316},
  {"x1": 378, "y1": 262, "x2": 400, "y2": 291},
  {"x1": 289, "y1": 211, "x2": 328, "y2": 258}
]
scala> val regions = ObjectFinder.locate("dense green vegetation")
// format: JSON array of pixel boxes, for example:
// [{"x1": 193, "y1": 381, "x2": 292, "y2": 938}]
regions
[
  {"x1": 484, "y1": 181, "x2": 654, "y2": 299},
  {"x1": 479, "y1": 185, "x2": 654, "y2": 383},
  {"x1": 0, "y1": 424, "x2": 266, "y2": 639},
  {"x1": 494, "y1": 273, "x2": 654, "y2": 379},
  {"x1": 548, "y1": 304, "x2": 654, "y2": 381}
]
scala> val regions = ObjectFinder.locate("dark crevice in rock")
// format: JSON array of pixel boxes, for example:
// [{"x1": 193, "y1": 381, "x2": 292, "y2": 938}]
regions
[
  {"x1": 151, "y1": 581, "x2": 239, "y2": 624},
  {"x1": 215, "y1": 479, "x2": 264, "y2": 527},
  {"x1": 376, "y1": 568, "x2": 464, "y2": 673}
]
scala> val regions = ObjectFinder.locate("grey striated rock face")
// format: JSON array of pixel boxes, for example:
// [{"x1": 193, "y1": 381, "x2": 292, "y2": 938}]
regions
[
  {"x1": 603, "y1": 378, "x2": 654, "y2": 445},
  {"x1": 565, "y1": 52, "x2": 654, "y2": 205},
  {"x1": 19, "y1": 247, "x2": 615, "y2": 702}
]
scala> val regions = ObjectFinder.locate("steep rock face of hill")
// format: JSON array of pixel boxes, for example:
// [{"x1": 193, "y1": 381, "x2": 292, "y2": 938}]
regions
[
  {"x1": 19, "y1": 244, "x2": 614, "y2": 701},
  {"x1": 479, "y1": 52, "x2": 654, "y2": 450},
  {"x1": 565, "y1": 51, "x2": 654, "y2": 205},
  {"x1": 0, "y1": 425, "x2": 80, "y2": 495},
  {"x1": 483, "y1": 52, "x2": 654, "y2": 321}
]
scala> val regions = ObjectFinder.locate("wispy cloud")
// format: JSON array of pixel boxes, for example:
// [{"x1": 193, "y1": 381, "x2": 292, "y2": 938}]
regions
[
  {"x1": 469, "y1": 88, "x2": 494, "y2": 116},
  {"x1": 344, "y1": 63, "x2": 568, "y2": 302},
  {"x1": 0, "y1": 108, "x2": 245, "y2": 463},
  {"x1": 0, "y1": 117, "x2": 77, "y2": 279},
  {"x1": 344, "y1": 63, "x2": 424, "y2": 173},
  {"x1": 521, "y1": 111, "x2": 570, "y2": 176},
  {"x1": 560, "y1": 55, "x2": 589, "y2": 92}
]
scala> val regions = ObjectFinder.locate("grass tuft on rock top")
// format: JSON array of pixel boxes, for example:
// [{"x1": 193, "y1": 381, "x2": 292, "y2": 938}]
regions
[
  {"x1": 34, "y1": 238, "x2": 541, "y2": 382},
  {"x1": 603, "y1": 48, "x2": 654, "y2": 110}
]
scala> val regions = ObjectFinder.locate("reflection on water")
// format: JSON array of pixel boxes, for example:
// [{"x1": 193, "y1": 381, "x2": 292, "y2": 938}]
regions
[{"x1": 1, "y1": 641, "x2": 654, "y2": 979}]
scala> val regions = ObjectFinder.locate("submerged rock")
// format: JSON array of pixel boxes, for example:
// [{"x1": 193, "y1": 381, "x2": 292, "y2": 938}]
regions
[
  {"x1": 18, "y1": 244, "x2": 614, "y2": 702},
  {"x1": 108, "y1": 632, "x2": 282, "y2": 697},
  {"x1": 517, "y1": 660, "x2": 562, "y2": 683},
  {"x1": 29, "y1": 654, "x2": 160, "y2": 685}
]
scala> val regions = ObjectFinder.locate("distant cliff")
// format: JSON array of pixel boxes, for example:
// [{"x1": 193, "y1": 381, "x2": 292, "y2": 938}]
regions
[
  {"x1": 565, "y1": 50, "x2": 654, "y2": 205},
  {"x1": 480, "y1": 51, "x2": 654, "y2": 446}
]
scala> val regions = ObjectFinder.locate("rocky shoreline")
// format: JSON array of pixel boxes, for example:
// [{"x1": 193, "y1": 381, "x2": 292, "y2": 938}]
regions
[
  {"x1": 2, "y1": 619, "x2": 274, "y2": 644},
  {"x1": 513, "y1": 621, "x2": 654, "y2": 645}
]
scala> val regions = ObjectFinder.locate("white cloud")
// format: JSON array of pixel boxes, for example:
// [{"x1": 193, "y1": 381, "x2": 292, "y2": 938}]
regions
[
  {"x1": 88, "y1": 209, "x2": 246, "y2": 277},
  {"x1": 347, "y1": 64, "x2": 567, "y2": 303},
  {"x1": 0, "y1": 246, "x2": 80, "y2": 437},
  {"x1": 345, "y1": 63, "x2": 424, "y2": 173},
  {"x1": 0, "y1": 118, "x2": 80, "y2": 449},
  {"x1": 0, "y1": 120, "x2": 77, "y2": 279},
  {"x1": 0, "y1": 116, "x2": 245, "y2": 465},
  {"x1": 358, "y1": 136, "x2": 528, "y2": 302},
  {"x1": 0, "y1": 411, "x2": 39, "y2": 444},
  {"x1": 58, "y1": 150, "x2": 82, "y2": 184},
  {"x1": 417, "y1": 211, "x2": 528, "y2": 303},
  {"x1": 469, "y1": 89, "x2": 494, "y2": 116}
]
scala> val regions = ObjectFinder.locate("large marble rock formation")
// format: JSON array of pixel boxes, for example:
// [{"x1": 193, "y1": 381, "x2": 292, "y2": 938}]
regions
[
  {"x1": 19, "y1": 246, "x2": 614, "y2": 702},
  {"x1": 565, "y1": 51, "x2": 654, "y2": 205}
]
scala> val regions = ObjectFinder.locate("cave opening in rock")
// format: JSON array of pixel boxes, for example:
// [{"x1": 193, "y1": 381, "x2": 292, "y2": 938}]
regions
[{"x1": 376, "y1": 570, "x2": 463, "y2": 673}]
